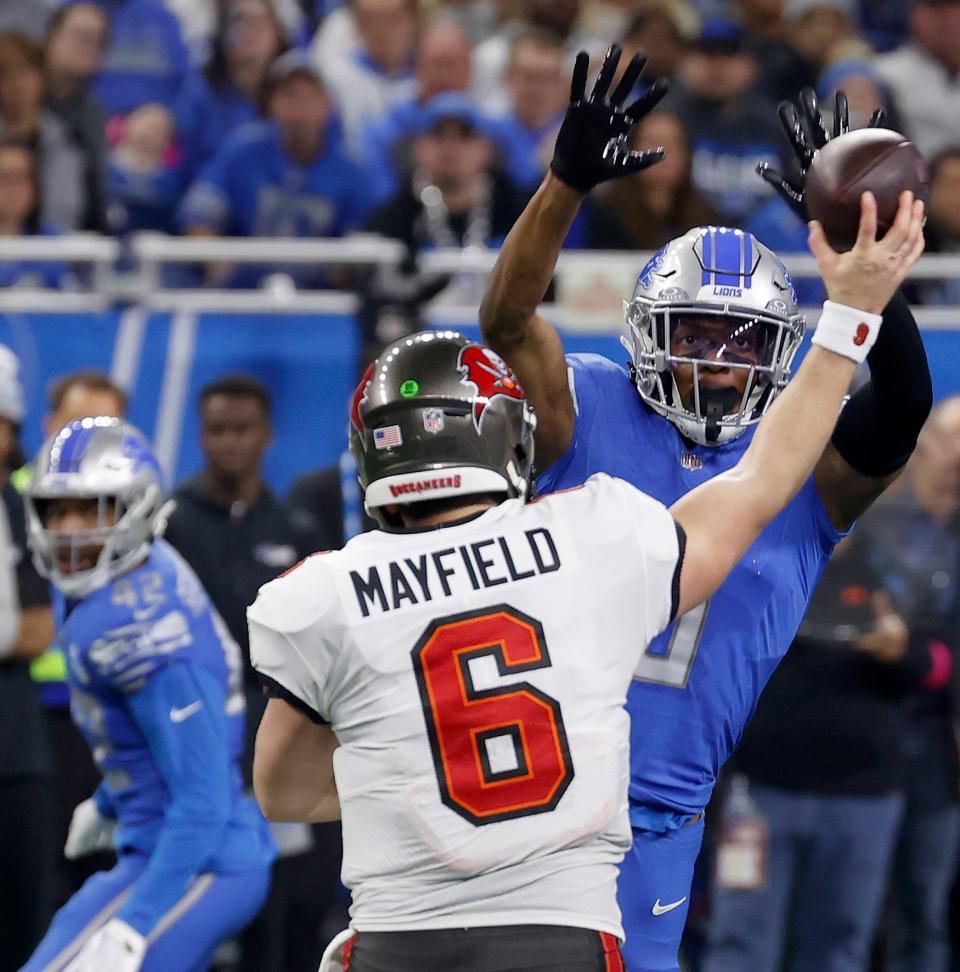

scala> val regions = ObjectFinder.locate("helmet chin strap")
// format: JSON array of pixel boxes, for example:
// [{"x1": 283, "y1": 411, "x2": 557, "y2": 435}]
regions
[{"x1": 699, "y1": 385, "x2": 741, "y2": 444}]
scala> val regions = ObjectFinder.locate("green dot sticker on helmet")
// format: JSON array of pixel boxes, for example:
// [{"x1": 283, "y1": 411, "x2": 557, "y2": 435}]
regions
[{"x1": 399, "y1": 379, "x2": 420, "y2": 398}]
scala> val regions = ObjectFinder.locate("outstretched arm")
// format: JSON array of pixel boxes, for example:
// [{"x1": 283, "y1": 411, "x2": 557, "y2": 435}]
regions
[
  {"x1": 672, "y1": 190, "x2": 925, "y2": 617},
  {"x1": 757, "y1": 86, "x2": 932, "y2": 529},
  {"x1": 479, "y1": 45, "x2": 666, "y2": 469},
  {"x1": 479, "y1": 176, "x2": 582, "y2": 468}
]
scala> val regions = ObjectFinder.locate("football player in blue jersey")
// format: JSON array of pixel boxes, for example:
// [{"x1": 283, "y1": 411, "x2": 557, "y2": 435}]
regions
[
  {"x1": 20, "y1": 418, "x2": 275, "y2": 972},
  {"x1": 480, "y1": 47, "x2": 933, "y2": 972}
]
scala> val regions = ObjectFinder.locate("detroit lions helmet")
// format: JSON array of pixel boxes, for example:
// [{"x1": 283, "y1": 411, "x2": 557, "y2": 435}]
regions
[
  {"x1": 26, "y1": 417, "x2": 171, "y2": 597},
  {"x1": 623, "y1": 226, "x2": 805, "y2": 446},
  {"x1": 349, "y1": 331, "x2": 537, "y2": 526}
]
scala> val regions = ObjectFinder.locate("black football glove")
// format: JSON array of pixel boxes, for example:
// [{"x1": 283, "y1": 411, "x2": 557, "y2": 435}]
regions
[
  {"x1": 756, "y1": 88, "x2": 886, "y2": 221},
  {"x1": 550, "y1": 44, "x2": 669, "y2": 194}
]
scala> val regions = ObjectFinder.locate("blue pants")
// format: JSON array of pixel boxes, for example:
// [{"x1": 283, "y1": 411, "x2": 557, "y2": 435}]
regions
[
  {"x1": 617, "y1": 815, "x2": 706, "y2": 972},
  {"x1": 21, "y1": 852, "x2": 271, "y2": 972},
  {"x1": 886, "y1": 798, "x2": 960, "y2": 972},
  {"x1": 703, "y1": 784, "x2": 903, "y2": 972}
]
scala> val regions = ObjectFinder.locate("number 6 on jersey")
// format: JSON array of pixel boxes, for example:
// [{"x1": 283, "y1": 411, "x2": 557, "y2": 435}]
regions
[{"x1": 412, "y1": 606, "x2": 575, "y2": 826}]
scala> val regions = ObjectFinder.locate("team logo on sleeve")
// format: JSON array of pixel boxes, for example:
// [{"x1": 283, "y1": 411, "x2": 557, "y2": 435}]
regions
[{"x1": 457, "y1": 345, "x2": 525, "y2": 430}]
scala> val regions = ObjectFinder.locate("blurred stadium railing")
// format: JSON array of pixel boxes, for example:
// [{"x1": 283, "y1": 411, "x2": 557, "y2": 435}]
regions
[{"x1": 1, "y1": 234, "x2": 957, "y2": 491}]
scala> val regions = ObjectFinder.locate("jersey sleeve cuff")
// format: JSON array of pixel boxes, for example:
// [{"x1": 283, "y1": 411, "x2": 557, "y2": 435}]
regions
[
  {"x1": 258, "y1": 673, "x2": 328, "y2": 725},
  {"x1": 670, "y1": 520, "x2": 686, "y2": 622}
]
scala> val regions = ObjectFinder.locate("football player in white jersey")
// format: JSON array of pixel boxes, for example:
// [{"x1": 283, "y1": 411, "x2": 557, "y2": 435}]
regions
[{"x1": 248, "y1": 191, "x2": 924, "y2": 972}]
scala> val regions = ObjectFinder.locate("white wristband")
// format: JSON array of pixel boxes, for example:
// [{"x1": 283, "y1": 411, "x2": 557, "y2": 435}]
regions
[{"x1": 811, "y1": 300, "x2": 883, "y2": 363}]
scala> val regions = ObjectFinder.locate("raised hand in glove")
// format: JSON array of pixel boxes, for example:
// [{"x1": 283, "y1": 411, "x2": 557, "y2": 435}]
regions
[
  {"x1": 757, "y1": 88, "x2": 886, "y2": 220},
  {"x1": 550, "y1": 44, "x2": 668, "y2": 194}
]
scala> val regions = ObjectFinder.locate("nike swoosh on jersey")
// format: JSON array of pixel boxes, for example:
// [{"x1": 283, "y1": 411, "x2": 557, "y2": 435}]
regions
[
  {"x1": 169, "y1": 700, "x2": 203, "y2": 723},
  {"x1": 651, "y1": 897, "x2": 687, "y2": 916}
]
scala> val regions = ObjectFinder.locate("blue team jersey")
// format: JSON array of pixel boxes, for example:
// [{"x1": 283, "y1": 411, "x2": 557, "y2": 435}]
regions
[
  {"x1": 538, "y1": 354, "x2": 843, "y2": 816},
  {"x1": 91, "y1": 0, "x2": 189, "y2": 117},
  {"x1": 173, "y1": 72, "x2": 259, "y2": 182},
  {"x1": 178, "y1": 119, "x2": 373, "y2": 239},
  {"x1": 53, "y1": 540, "x2": 272, "y2": 873}
]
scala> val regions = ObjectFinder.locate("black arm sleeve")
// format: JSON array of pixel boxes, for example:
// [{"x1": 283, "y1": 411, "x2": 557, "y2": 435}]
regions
[{"x1": 831, "y1": 290, "x2": 932, "y2": 477}]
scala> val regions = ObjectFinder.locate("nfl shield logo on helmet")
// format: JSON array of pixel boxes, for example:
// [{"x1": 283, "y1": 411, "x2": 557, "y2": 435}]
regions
[{"x1": 422, "y1": 409, "x2": 444, "y2": 434}]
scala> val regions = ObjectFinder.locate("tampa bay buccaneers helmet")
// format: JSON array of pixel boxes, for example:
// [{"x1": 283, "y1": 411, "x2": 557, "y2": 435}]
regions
[{"x1": 349, "y1": 331, "x2": 537, "y2": 525}]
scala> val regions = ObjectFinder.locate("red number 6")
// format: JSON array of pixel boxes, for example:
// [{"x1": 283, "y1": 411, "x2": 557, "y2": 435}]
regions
[{"x1": 411, "y1": 605, "x2": 574, "y2": 826}]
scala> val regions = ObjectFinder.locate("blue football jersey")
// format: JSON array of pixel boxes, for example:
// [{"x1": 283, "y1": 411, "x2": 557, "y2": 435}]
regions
[
  {"x1": 538, "y1": 354, "x2": 843, "y2": 815},
  {"x1": 53, "y1": 539, "x2": 270, "y2": 867}
]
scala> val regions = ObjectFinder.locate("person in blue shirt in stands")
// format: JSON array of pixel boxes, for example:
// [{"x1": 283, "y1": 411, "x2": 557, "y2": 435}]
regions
[
  {"x1": 89, "y1": 0, "x2": 189, "y2": 119},
  {"x1": 492, "y1": 28, "x2": 569, "y2": 194},
  {"x1": 0, "y1": 140, "x2": 70, "y2": 289},
  {"x1": 174, "y1": 0, "x2": 288, "y2": 183},
  {"x1": 21, "y1": 418, "x2": 275, "y2": 972},
  {"x1": 179, "y1": 50, "x2": 373, "y2": 288}
]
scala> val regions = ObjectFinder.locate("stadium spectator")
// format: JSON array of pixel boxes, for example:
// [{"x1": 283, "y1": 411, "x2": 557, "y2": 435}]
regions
[
  {"x1": 360, "y1": 16, "x2": 474, "y2": 204},
  {"x1": 703, "y1": 533, "x2": 923, "y2": 972},
  {"x1": 89, "y1": 0, "x2": 190, "y2": 119},
  {"x1": 174, "y1": 0, "x2": 288, "y2": 182},
  {"x1": 162, "y1": 374, "x2": 336, "y2": 972},
  {"x1": 0, "y1": 0, "x2": 56, "y2": 41},
  {"x1": 858, "y1": 0, "x2": 912, "y2": 52},
  {"x1": 494, "y1": 28, "x2": 569, "y2": 191},
  {"x1": 45, "y1": 369, "x2": 127, "y2": 436},
  {"x1": 859, "y1": 399, "x2": 960, "y2": 972},
  {"x1": 817, "y1": 59, "x2": 902, "y2": 131},
  {"x1": 0, "y1": 343, "x2": 56, "y2": 969},
  {"x1": 577, "y1": 109, "x2": 716, "y2": 249},
  {"x1": 753, "y1": 0, "x2": 864, "y2": 105},
  {"x1": 165, "y1": 0, "x2": 305, "y2": 57},
  {"x1": 668, "y1": 17, "x2": 789, "y2": 224},
  {"x1": 0, "y1": 32, "x2": 85, "y2": 232},
  {"x1": 912, "y1": 147, "x2": 960, "y2": 307},
  {"x1": 179, "y1": 52, "x2": 373, "y2": 287},
  {"x1": 875, "y1": 0, "x2": 960, "y2": 160},
  {"x1": 472, "y1": 0, "x2": 600, "y2": 112},
  {"x1": 106, "y1": 103, "x2": 182, "y2": 235},
  {"x1": 362, "y1": 93, "x2": 526, "y2": 314},
  {"x1": 43, "y1": 3, "x2": 109, "y2": 233},
  {"x1": 312, "y1": 0, "x2": 420, "y2": 153},
  {"x1": 0, "y1": 140, "x2": 70, "y2": 289},
  {"x1": 618, "y1": 1, "x2": 698, "y2": 84}
]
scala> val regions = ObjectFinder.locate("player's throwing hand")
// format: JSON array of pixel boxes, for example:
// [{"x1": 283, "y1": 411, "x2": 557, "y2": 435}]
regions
[
  {"x1": 549, "y1": 44, "x2": 668, "y2": 194},
  {"x1": 809, "y1": 189, "x2": 925, "y2": 315}
]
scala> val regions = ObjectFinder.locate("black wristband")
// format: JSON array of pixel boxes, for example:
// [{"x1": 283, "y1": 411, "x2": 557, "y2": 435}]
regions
[{"x1": 831, "y1": 291, "x2": 932, "y2": 477}]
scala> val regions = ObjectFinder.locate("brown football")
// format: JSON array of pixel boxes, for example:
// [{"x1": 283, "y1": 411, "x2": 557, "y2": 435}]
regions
[{"x1": 805, "y1": 128, "x2": 929, "y2": 251}]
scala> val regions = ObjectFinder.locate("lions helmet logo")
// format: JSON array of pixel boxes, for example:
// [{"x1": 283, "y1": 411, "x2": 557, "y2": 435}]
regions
[{"x1": 458, "y1": 345, "x2": 525, "y2": 430}]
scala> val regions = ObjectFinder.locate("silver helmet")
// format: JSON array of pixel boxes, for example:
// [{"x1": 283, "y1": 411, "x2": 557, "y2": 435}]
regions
[
  {"x1": 623, "y1": 226, "x2": 805, "y2": 446},
  {"x1": 26, "y1": 417, "x2": 171, "y2": 597}
]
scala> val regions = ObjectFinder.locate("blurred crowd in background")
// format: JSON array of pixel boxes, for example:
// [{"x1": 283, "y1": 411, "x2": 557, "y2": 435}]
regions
[
  {"x1": 0, "y1": 0, "x2": 958, "y2": 305},
  {"x1": 0, "y1": 1, "x2": 959, "y2": 971}
]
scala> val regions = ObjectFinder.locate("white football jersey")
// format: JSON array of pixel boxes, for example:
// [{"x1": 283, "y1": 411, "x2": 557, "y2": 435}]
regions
[{"x1": 248, "y1": 473, "x2": 682, "y2": 938}]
